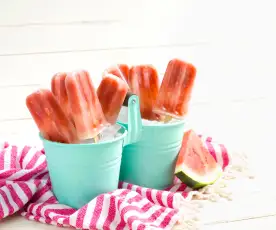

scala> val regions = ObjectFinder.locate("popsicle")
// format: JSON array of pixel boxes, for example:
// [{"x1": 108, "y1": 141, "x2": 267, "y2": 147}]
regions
[
  {"x1": 97, "y1": 73, "x2": 128, "y2": 124},
  {"x1": 104, "y1": 64, "x2": 129, "y2": 84},
  {"x1": 26, "y1": 89, "x2": 78, "y2": 144},
  {"x1": 153, "y1": 58, "x2": 197, "y2": 120},
  {"x1": 51, "y1": 72, "x2": 72, "y2": 123},
  {"x1": 129, "y1": 65, "x2": 160, "y2": 121},
  {"x1": 65, "y1": 70, "x2": 108, "y2": 140}
]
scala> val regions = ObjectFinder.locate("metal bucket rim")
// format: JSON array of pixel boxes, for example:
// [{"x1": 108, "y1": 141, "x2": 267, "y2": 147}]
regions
[
  {"x1": 118, "y1": 119, "x2": 185, "y2": 128},
  {"x1": 39, "y1": 125, "x2": 128, "y2": 147}
]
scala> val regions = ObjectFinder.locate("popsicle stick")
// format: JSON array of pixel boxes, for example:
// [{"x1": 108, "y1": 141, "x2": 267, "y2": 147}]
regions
[
  {"x1": 163, "y1": 115, "x2": 173, "y2": 123},
  {"x1": 93, "y1": 133, "x2": 101, "y2": 143}
]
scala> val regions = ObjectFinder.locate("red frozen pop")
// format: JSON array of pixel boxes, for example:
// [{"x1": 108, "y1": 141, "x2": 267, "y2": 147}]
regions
[
  {"x1": 51, "y1": 72, "x2": 72, "y2": 122},
  {"x1": 26, "y1": 89, "x2": 78, "y2": 143},
  {"x1": 65, "y1": 70, "x2": 108, "y2": 140},
  {"x1": 129, "y1": 65, "x2": 160, "y2": 121},
  {"x1": 104, "y1": 64, "x2": 129, "y2": 84},
  {"x1": 153, "y1": 58, "x2": 197, "y2": 119},
  {"x1": 97, "y1": 73, "x2": 128, "y2": 124}
]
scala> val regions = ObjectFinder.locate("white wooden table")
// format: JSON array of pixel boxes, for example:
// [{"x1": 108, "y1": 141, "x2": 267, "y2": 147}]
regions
[{"x1": 1, "y1": 0, "x2": 276, "y2": 229}]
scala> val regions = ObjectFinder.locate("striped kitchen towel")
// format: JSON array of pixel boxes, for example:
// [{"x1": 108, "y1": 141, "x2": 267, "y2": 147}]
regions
[{"x1": 0, "y1": 134, "x2": 230, "y2": 230}]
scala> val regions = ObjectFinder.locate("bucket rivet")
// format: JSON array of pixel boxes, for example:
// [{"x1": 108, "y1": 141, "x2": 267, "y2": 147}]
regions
[{"x1": 132, "y1": 99, "x2": 136, "y2": 104}]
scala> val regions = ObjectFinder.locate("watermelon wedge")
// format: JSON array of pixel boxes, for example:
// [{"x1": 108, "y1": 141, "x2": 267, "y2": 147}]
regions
[{"x1": 175, "y1": 129, "x2": 222, "y2": 189}]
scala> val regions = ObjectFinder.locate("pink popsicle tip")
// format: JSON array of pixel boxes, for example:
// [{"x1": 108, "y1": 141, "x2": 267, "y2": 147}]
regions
[
  {"x1": 51, "y1": 72, "x2": 67, "y2": 81},
  {"x1": 70, "y1": 69, "x2": 91, "y2": 77},
  {"x1": 25, "y1": 89, "x2": 51, "y2": 107},
  {"x1": 168, "y1": 58, "x2": 196, "y2": 68},
  {"x1": 100, "y1": 74, "x2": 129, "y2": 92},
  {"x1": 129, "y1": 64, "x2": 158, "y2": 74},
  {"x1": 133, "y1": 64, "x2": 155, "y2": 68},
  {"x1": 106, "y1": 63, "x2": 128, "y2": 69},
  {"x1": 65, "y1": 71, "x2": 82, "y2": 85},
  {"x1": 102, "y1": 72, "x2": 117, "y2": 79},
  {"x1": 113, "y1": 73, "x2": 128, "y2": 85},
  {"x1": 51, "y1": 72, "x2": 67, "y2": 90},
  {"x1": 102, "y1": 72, "x2": 121, "y2": 81},
  {"x1": 65, "y1": 71, "x2": 74, "y2": 80},
  {"x1": 30, "y1": 88, "x2": 50, "y2": 96},
  {"x1": 52, "y1": 71, "x2": 67, "y2": 78},
  {"x1": 166, "y1": 58, "x2": 197, "y2": 79},
  {"x1": 170, "y1": 58, "x2": 185, "y2": 62}
]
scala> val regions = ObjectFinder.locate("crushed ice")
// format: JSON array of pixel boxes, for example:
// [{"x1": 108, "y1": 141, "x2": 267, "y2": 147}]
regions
[
  {"x1": 118, "y1": 106, "x2": 181, "y2": 125},
  {"x1": 79, "y1": 124, "x2": 124, "y2": 144}
]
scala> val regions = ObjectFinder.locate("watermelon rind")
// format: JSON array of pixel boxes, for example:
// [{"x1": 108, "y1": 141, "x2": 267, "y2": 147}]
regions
[{"x1": 175, "y1": 164, "x2": 223, "y2": 189}]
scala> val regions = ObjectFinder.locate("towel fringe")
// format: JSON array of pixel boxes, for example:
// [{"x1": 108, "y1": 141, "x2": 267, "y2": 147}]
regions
[
  {"x1": 173, "y1": 199, "x2": 201, "y2": 230},
  {"x1": 190, "y1": 150, "x2": 254, "y2": 202}
]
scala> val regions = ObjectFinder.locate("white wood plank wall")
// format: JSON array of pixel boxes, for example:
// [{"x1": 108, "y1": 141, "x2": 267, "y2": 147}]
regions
[
  {"x1": 0, "y1": 0, "x2": 275, "y2": 155},
  {"x1": 0, "y1": 0, "x2": 275, "y2": 150}
]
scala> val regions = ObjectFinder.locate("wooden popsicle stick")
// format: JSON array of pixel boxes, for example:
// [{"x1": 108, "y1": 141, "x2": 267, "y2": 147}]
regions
[
  {"x1": 163, "y1": 115, "x2": 173, "y2": 123},
  {"x1": 93, "y1": 134, "x2": 100, "y2": 143},
  {"x1": 159, "y1": 114, "x2": 173, "y2": 123}
]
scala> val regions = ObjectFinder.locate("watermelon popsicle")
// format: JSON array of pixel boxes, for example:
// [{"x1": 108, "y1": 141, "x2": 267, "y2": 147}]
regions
[
  {"x1": 153, "y1": 58, "x2": 197, "y2": 121},
  {"x1": 26, "y1": 89, "x2": 78, "y2": 144},
  {"x1": 104, "y1": 64, "x2": 129, "y2": 84},
  {"x1": 51, "y1": 72, "x2": 72, "y2": 122},
  {"x1": 65, "y1": 70, "x2": 108, "y2": 141},
  {"x1": 129, "y1": 65, "x2": 160, "y2": 121},
  {"x1": 97, "y1": 73, "x2": 128, "y2": 124}
]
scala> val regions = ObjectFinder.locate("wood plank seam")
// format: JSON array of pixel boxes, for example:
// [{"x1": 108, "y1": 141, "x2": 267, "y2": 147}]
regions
[
  {"x1": 0, "y1": 42, "x2": 208, "y2": 57},
  {"x1": 205, "y1": 213, "x2": 276, "y2": 225},
  {"x1": 0, "y1": 20, "x2": 120, "y2": 28}
]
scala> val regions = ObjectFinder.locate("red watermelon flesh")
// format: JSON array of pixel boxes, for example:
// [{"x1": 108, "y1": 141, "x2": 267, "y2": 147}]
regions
[{"x1": 175, "y1": 129, "x2": 222, "y2": 188}]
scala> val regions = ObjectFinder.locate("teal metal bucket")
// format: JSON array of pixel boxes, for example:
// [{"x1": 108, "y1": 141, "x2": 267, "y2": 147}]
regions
[
  {"x1": 41, "y1": 94, "x2": 142, "y2": 209},
  {"x1": 118, "y1": 119, "x2": 185, "y2": 190}
]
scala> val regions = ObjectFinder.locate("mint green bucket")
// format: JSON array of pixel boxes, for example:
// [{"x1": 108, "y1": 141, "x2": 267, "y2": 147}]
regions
[
  {"x1": 118, "y1": 117, "x2": 185, "y2": 190},
  {"x1": 41, "y1": 94, "x2": 142, "y2": 209}
]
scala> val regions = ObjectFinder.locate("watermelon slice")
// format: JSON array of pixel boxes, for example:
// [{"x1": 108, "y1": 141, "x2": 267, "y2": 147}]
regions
[{"x1": 175, "y1": 129, "x2": 222, "y2": 189}]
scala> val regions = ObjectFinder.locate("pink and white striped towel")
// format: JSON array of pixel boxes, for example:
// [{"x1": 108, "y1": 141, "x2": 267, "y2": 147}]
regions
[{"x1": 0, "y1": 134, "x2": 230, "y2": 230}]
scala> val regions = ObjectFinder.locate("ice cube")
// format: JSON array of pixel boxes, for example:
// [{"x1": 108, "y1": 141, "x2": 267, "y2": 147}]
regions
[
  {"x1": 118, "y1": 105, "x2": 181, "y2": 126},
  {"x1": 78, "y1": 124, "x2": 124, "y2": 144},
  {"x1": 78, "y1": 138, "x2": 97, "y2": 144},
  {"x1": 78, "y1": 125, "x2": 123, "y2": 144},
  {"x1": 98, "y1": 124, "x2": 124, "y2": 142}
]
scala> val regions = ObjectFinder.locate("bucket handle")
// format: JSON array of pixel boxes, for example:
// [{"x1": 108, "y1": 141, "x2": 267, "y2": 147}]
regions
[{"x1": 122, "y1": 93, "x2": 142, "y2": 146}]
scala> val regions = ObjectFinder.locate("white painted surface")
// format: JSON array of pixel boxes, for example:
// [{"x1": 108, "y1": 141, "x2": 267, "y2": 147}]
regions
[{"x1": 0, "y1": 0, "x2": 276, "y2": 229}]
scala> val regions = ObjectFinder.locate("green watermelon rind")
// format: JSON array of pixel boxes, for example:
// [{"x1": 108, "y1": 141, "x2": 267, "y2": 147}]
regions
[{"x1": 175, "y1": 164, "x2": 223, "y2": 189}]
